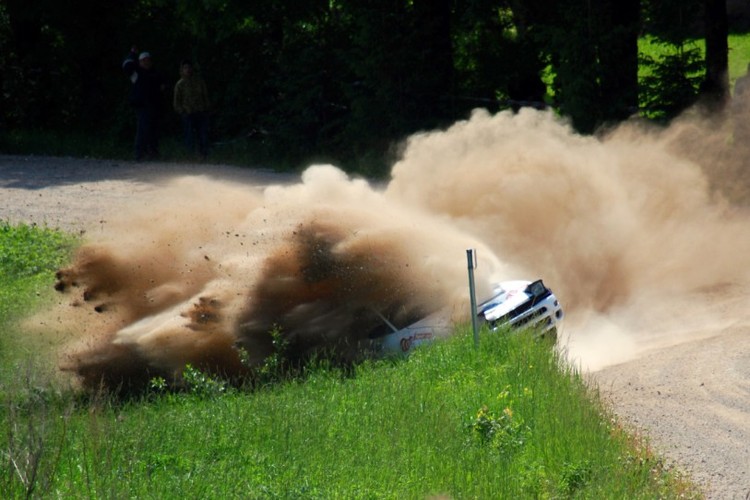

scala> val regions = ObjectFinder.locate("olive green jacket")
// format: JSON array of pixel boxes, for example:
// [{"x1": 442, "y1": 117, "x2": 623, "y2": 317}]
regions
[{"x1": 173, "y1": 75, "x2": 209, "y2": 115}]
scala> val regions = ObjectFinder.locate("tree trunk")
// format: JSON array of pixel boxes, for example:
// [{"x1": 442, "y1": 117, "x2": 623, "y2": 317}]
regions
[
  {"x1": 412, "y1": 0, "x2": 455, "y2": 121},
  {"x1": 702, "y1": 0, "x2": 729, "y2": 111},
  {"x1": 598, "y1": 0, "x2": 641, "y2": 122}
]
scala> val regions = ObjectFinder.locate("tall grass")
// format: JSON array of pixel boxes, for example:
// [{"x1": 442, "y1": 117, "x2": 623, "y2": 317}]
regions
[
  {"x1": 1, "y1": 330, "x2": 699, "y2": 498},
  {"x1": 0, "y1": 224, "x2": 700, "y2": 498}
]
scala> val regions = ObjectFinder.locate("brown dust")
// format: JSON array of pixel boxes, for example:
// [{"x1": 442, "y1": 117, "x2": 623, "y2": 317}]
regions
[{"x1": 42, "y1": 106, "x2": 750, "y2": 390}]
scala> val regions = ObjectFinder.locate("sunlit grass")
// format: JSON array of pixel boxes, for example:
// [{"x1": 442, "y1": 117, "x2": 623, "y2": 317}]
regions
[
  {"x1": 0, "y1": 222, "x2": 77, "y2": 329},
  {"x1": 729, "y1": 33, "x2": 750, "y2": 88},
  {"x1": 0, "y1": 224, "x2": 701, "y2": 498},
  {"x1": 638, "y1": 33, "x2": 750, "y2": 90},
  {"x1": 1, "y1": 329, "x2": 700, "y2": 498}
]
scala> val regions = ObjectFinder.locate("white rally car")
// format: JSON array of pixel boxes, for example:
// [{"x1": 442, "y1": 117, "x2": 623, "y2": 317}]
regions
[{"x1": 373, "y1": 279, "x2": 563, "y2": 355}]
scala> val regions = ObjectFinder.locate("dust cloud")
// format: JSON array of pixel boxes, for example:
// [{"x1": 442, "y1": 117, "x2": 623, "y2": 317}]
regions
[
  {"x1": 49, "y1": 167, "x2": 509, "y2": 391},
  {"x1": 44, "y1": 105, "x2": 750, "y2": 390},
  {"x1": 387, "y1": 106, "x2": 750, "y2": 369}
]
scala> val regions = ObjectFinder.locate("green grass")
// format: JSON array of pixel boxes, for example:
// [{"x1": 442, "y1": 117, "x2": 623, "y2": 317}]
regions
[
  {"x1": 638, "y1": 33, "x2": 750, "y2": 91},
  {"x1": 728, "y1": 33, "x2": 750, "y2": 88},
  {"x1": 0, "y1": 223, "x2": 78, "y2": 390},
  {"x1": 0, "y1": 129, "x2": 132, "y2": 160},
  {"x1": 0, "y1": 222, "x2": 77, "y2": 325},
  {"x1": 0, "y1": 129, "x2": 211, "y2": 165},
  {"x1": 0, "y1": 128, "x2": 297, "y2": 173},
  {"x1": 0, "y1": 224, "x2": 700, "y2": 498}
]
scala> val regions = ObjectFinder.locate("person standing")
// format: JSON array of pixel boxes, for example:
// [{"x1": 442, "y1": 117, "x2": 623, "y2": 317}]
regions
[
  {"x1": 173, "y1": 59, "x2": 210, "y2": 159},
  {"x1": 122, "y1": 46, "x2": 166, "y2": 161}
]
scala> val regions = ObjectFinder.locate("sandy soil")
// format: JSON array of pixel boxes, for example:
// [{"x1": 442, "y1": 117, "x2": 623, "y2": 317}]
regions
[{"x1": 1, "y1": 154, "x2": 748, "y2": 499}]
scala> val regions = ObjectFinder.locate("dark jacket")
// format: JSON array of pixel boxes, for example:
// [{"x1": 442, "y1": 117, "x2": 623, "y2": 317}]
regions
[{"x1": 122, "y1": 51, "x2": 165, "y2": 109}]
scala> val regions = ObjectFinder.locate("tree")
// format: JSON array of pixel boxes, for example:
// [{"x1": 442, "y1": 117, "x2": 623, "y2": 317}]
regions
[
  {"x1": 452, "y1": 0, "x2": 547, "y2": 111},
  {"x1": 337, "y1": 0, "x2": 460, "y2": 173},
  {"x1": 0, "y1": 0, "x2": 736, "y2": 172},
  {"x1": 598, "y1": 0, "x2": 641, "y2": 122},
  {"x1": 641, "y1": 0, "x2": 729, "y2": 120},
  {"x1": 535, "y1": 0, "x2": 640, "y2": 133},
  {"x1": 701, "y1": 0, "x2": 729, "y2": 111}
]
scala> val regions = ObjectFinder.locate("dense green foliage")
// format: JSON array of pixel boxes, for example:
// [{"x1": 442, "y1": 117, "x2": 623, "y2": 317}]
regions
[
  {"x1": 1, "y1": 1, "x2": 746, "y2": 174},
  {"x1": 0, "y1": 223, "x2": 76, "y2": 325},
  {"x1": 640, "y1": 38, "x2": 706, "y2": 121},
  {"x1": 0, "y1": 224, "x2": 700, "y2": 498}
]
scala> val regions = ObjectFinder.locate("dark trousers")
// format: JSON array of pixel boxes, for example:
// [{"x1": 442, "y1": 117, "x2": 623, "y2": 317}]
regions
[
  {"x1": 135, "y1": 107, "x2": 160, "y2": 160},
  {"x1": 182, "y1": 112, "x2": 209, "y2": 157}
]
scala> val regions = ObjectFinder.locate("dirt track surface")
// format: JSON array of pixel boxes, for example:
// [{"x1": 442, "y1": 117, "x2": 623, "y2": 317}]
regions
[
  {"x1": 0, "y1": 154, "x2": 298, "y2": 232},
  {"x1": 1, "y1": 154, "x2": 749, "y2": 499},
  {"x1": 595, "y1": 330, "x2": 750, "y2": 499}
]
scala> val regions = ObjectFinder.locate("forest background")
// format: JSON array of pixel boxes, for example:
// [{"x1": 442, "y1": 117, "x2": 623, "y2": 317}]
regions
[{"x1": 1, "y1": 0, "x2": 749, "y2": 175}]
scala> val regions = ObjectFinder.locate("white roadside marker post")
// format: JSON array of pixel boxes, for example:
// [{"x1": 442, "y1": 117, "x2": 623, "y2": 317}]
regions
[{"x1": 467, "y1": 248, "x2": 479, "y2": 347}]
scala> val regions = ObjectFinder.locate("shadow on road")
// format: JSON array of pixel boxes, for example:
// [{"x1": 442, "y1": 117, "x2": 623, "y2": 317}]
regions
[{"x1": 0, "y1": 155, "x2": 298, "y2": 190}]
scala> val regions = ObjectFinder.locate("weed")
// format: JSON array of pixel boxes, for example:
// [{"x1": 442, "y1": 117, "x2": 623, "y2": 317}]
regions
[
  {"x1": 559, "y1": 460, "x2": 594, "y2": 495},
  {"x1": 469, "y1": 404, "x2": 530, "y2": 454},
  {"x1": 181, "y1": 365, "x2": 229, "y2": 398},
  {"x1": 246, "y1": 324, "x2": 296, "y2": 388},
  {"x1": 148, "y1": 376, "x2": 167, "y2": 393}
]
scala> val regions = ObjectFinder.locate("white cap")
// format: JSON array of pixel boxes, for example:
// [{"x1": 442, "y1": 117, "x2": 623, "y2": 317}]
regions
[{"x1": 138, "y1": 52, "x2": 151, "y2": 61}]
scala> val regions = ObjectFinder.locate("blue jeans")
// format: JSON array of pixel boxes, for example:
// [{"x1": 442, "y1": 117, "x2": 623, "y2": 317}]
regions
[{"x1": 182, "y1": 112, "x2": 209, "y2": 157}]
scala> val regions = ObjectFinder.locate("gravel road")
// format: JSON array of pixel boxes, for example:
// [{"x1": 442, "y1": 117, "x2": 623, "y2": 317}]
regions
[
  {"x1": 1, "y1": 154, "x2": 748, "y2": 499},
  {"x1": 596, "y1": 329, "x2": 750, "y2": 499}
]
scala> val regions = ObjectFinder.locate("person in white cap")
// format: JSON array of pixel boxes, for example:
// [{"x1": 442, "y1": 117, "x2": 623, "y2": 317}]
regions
[{"x1": 122, "y1": 46, "x2": 166, "y2": 161}]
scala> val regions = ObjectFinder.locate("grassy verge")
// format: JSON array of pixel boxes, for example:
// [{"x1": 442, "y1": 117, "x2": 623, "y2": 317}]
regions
[
  {"x1": 0, "y1": 223, "x2": 78, "y2": 387},
  {"x1": 0, "y1": 224, "x2": 701, "y2": 498},
  {"x1": 0, "y1": 222, "x2": 77, "y2": 327},
  {"x1": 0, "y1": 129, "x2": 132, "y2": 161}
]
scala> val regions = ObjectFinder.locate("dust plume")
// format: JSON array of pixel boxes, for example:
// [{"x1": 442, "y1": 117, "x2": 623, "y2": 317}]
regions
[
  {"x1": 44, "y1": 105, "x2": 750, "y2": 388},
  {"x1": 387, "y1": 107, "x2": 750, "y2": 369},
  {"x1": 49, "y1": 167, "x2": 508, "y2": 392}
]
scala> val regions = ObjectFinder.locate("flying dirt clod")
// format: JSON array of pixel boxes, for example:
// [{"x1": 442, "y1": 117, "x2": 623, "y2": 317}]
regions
[{"x1": 46, "y1": 106, "x2": 750, "y2": 390}]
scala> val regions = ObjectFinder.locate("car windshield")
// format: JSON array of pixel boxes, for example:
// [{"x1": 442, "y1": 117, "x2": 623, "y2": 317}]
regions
[{"x1": 526, "y1": 280, "x2": 546, "y2": 298}]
